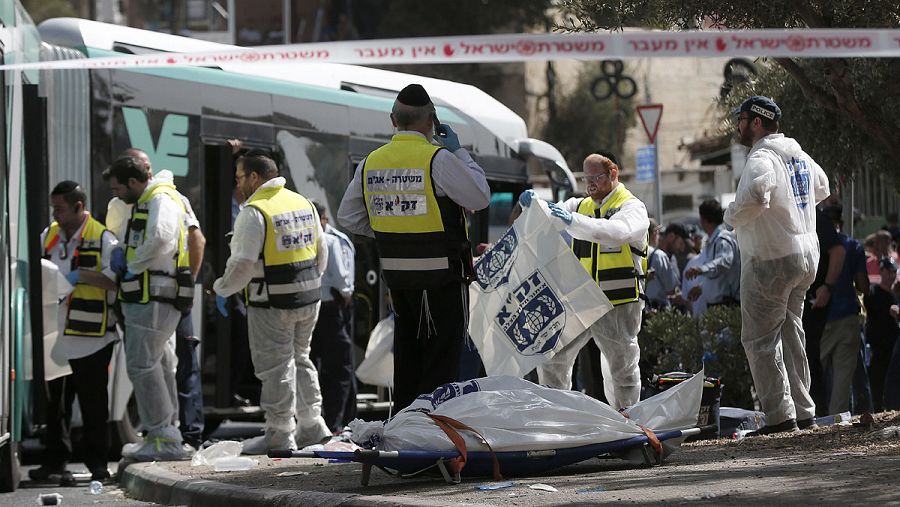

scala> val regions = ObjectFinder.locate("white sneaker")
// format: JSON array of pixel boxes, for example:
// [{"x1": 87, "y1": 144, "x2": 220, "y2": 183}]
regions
[
  {"x1": 123, "y1": 436, "x2": 189, "y2": 462},
  {"x1": 241, "y1": 431, "x2": 297, "y2": 455}
]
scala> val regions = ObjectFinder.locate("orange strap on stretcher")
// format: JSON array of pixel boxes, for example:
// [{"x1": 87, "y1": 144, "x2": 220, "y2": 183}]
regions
[
  {"x1": 619, "y1": 408, "x2": 663, "y2": 456},
  {"x1": 427, "y1": 414, "x2": 503, "y2": 481}
]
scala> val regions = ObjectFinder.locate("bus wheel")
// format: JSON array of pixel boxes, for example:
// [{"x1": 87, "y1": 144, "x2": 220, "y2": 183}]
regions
[
  {"x1": 110, "y1": 393, "x2": 142, "y2": 457},
  {"x1": 0, "y1": 438, "x2": 21, "y2": 493}
]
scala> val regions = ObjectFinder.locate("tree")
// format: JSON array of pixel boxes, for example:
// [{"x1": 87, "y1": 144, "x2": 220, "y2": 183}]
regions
[
  {"x1": 541, "y1": 64, "x2": 635, "y2": 171},
  {"x1": 21, "y1": 0, "x2": 75, "y2": 24},
  {"x1": 371, "y1": 1, "x2": 553, "y2": 118},
  {"x1": 558, "y1": 0, "x2": 900, "y2": 185}
]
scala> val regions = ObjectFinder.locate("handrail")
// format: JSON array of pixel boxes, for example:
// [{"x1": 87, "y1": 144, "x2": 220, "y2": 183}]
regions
[{"x1": 12, "y1": 287, "x2": 26, "y2": 442}]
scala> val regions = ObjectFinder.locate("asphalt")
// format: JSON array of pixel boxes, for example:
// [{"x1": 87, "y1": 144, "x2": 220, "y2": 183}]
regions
[{"x1": 119, "y1": 458, "x2": 484, "y2": 507}]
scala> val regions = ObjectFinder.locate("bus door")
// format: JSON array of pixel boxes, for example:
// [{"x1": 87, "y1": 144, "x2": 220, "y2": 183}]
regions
[{"x1": 201, "y1": 143, "x2": 239, "y2": 412}]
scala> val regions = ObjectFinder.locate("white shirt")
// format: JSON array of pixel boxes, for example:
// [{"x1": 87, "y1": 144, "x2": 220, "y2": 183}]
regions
[
  {"x1": 106, "y1": 170, "x2": 200, "y2": 239},
  {"x1": 337, "y1": 131, "x2": 491, "y2": 237},
  {"x1": 41, "y1": 215, "x2": 119, "y2": 360},
  {"x1": 558, "y1": 183, "x2": 650, "y2": 276},
  {"x1": 213, "y1": 177, "x2": 328, "y2": 298},
  {"x1": 126, "y1": 179, "x2": 185, "y2": 277}
]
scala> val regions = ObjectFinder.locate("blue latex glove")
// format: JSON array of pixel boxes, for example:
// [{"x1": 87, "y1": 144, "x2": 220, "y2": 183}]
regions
[
  {"x1": 123, "y1": 270, "x2": 138, "y2": 282},
  {"x1": 110, "y1": 247, "x2": 127, "y2": 277},
  {"x1": 65, "y1": 270, "x2": 80, "y2": 286},
  {"x1": 518, "y1": 189, "x2": 536, "y2": 208},
  {"x1": 434, "y1": 124, "x2": 461, "y2": 152},
  {"x1": 548, "y1": 202, "x2": 573, "y2": 225},
  {"x1": 216, "y1": 294, "x2": 229, "y2": 317}
]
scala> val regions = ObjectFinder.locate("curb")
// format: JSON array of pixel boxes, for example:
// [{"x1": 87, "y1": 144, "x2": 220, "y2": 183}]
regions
[{"x1": 120, "y1": 462, "x2": 478, "y2": 507}]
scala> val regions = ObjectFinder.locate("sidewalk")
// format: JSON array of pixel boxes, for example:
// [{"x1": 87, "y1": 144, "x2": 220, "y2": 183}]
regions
[{"x1": 120, "y1": 411, "x2": 900, "y2": 506}]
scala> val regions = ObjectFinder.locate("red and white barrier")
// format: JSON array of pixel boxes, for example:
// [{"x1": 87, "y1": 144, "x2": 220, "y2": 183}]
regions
[{"x1": 2, "y1": 29, "x2": 898, "y2": 71}]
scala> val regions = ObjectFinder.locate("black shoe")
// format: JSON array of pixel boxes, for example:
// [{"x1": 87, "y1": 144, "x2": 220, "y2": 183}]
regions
[
  {"x1": 91, "y1": 469, "x2": 112, "y2": 482},
  {"x1": 58, "y1": 470, "x2": 76, "y2": 487},
  {"x1": 797, "y1": 417, "x2": 819, "y2": 430},
  {"x1": 747, "y1": 418, "x2": 799, "y2": 436},
  {"x1": 28, "y1": 464, "x2": 66, "y2": 482}
]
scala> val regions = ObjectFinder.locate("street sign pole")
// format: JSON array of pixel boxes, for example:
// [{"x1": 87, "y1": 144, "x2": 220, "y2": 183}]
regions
[
  {"x1": 637, "y1": 104, "x2": 664, "y2": 220},
  {"x1": 655, "y1": 135, "x2": 662, "y2": 222}
]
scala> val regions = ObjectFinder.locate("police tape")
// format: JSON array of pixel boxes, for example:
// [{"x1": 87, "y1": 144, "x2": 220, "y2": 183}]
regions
[{"x1": 2, "y1": 29, "x2": 899, "y2": 71}]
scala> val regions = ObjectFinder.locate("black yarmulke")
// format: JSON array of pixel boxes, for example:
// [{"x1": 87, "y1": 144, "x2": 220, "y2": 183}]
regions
[{"x1": 396, "y1": 84, "x2": 432, "y2": 106}]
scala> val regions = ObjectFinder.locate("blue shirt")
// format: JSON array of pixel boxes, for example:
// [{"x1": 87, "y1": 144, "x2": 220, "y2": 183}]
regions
[
  {"x1": 827, "y1": 233, "x2": 867, "y2": 321},
  {"x1": 320, "y1": 223, "x2": 355, "y2": 301},
  {"x1": 695, "y1": 224, "x2": 741, "y2": 304},
  {"x1": 645, "y1": 246, "x2": 678, "y2": 307}
]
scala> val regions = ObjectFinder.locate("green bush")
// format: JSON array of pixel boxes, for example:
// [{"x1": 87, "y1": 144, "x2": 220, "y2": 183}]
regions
[{"x1": 639, "y1": 305, "x2": 755, "y2": 409}]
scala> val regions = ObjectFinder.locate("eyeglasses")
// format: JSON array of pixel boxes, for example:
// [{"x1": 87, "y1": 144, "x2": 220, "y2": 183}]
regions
[
  {"x1": 235, "y1": 173, "x2": 248, "y2": 183},
  {"x1": 736, "y1": 115, "x2": 751, "y2": 124},
  {"x1": 581, "y1": 173, "x2": 610, "y2": 183}
]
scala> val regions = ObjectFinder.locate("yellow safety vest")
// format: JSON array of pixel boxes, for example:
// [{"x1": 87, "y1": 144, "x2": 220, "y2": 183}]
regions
[
  {"x1": 119, "y1": 182, "x2": 194, "y2": 311},
  {"x1": 571, "y1": 184, "x2": 648, "y2": 306},
  {"x1": 362, "y1": 133, "x2": 469, "y2": 289},
  {"x1": 43, "y1": 215, "x2": 111, "y2": 337},
  {"x1": 245, "y1": 184, "x2": 321, "y2": 309}
]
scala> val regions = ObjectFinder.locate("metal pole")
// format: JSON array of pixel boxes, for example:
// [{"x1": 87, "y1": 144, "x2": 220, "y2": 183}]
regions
[
  {"x1": 849, "y1": 173, "x2": 855, "y2": 238},
  {"x1": 227, "y1": 0, "x2": 236, "y2": 45},
  {"x1": 655, "y1": 136, "x2": 662, "y2": 221},
  {"x1": 283, "y1": 0, "x2": 291, "y2": 44}
]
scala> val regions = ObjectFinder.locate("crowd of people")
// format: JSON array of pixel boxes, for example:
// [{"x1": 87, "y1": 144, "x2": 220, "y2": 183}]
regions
[{"x1": 30, "y1": 85, "x2": 900, "y2": 486}]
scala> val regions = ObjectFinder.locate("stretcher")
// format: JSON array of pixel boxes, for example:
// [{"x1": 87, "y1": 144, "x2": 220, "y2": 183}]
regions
[{"x1": 269, "y1": 427, "x2": 701, "y2": 485}]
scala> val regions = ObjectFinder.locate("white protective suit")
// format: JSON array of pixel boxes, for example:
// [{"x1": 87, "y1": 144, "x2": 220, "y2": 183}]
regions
[
  {"x1": 537, "y1": 184, "x2": 649, "y2": 409},
  {"x1": 724, "y1": 133, "x2": 830, "y2": 426},
  {"x1": 120, "y1": 178, "x2": 188, "y2": 461},
  {"x1": 213, "y1": 177, "x2": 331, "y2": 453}
]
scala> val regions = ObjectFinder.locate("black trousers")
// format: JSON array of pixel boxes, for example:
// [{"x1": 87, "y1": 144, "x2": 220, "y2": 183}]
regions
[
  {"x1": 310, "y1": 299, "x2": 358, "y2": 432},
  {"x1": 802, "y1": 301, "x2": 830, "y2": 416},
  {"x1": 175, "y1": 313, "x2": 204, "y2": 448},
  {"x1": 43, "y1": 342, "x2": 114, "y2": 473},
  {"x1": 391, "y1": 281, "x2": 467, "y2": 412}
]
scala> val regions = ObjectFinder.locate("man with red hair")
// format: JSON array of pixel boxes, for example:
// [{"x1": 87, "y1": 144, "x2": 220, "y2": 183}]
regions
[{"x1": 519, "y1": 153, "x2": 649, "y2": 409}]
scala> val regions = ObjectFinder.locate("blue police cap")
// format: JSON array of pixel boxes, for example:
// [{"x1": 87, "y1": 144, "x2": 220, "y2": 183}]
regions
[{"x1": 733, "y1": 96, "x2": 782, "y2": 121}]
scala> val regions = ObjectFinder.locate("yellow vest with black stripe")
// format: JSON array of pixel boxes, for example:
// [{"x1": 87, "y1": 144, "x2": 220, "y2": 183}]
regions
[
  {"x1": 245, "y1": 184, "x2": 321, "y2": 309},
  {"x1": 570, "y1": 184, "x2": 648, "y2": 306},
  {"x1": 43, "y1": 215, "x2": 111, "y2": 337},
  {"x1": 119, "y1": 182, "x2": 193, "y2": 310},
  {"x1": 362, "y1": 133, "x2": 469, "y2": 289}
]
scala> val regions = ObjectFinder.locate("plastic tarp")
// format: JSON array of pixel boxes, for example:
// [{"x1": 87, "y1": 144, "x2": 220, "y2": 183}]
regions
[
  {"x1": 26, "y1": 258, "x2": 73, "y2": 381},
  {"x1": 355, "y1": 313, "x2": 394, "y2": 388},
  {"x1": 468, "y1": 202, "x2": 613, "y2": 377},
  {"x1": 351, "y1": 371, "x2": 703, "y2": 453}
]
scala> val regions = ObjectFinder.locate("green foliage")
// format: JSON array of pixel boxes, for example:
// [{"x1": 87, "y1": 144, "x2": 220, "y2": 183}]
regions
[
  {"x1": 719, "y1": 57, "x2": 900, "y2": 187},
  {"x1": 559, "y1": 0, "x2": 900, "y2": 189},
  {"x1": 541, "y1": 64, "x2": 635, "y2": 170},
  {"x1": 557, "y1": 0, "x2": 898, "y2": 31},
  {"x1": 640, "y1": 305, "x2": 755, "y2": 409},
  {"x1": 378, "y1": 0, "x2": 552, "y2": 37},
  {"x1": 21, "y1": 0, "x2": 74, "y2": 24},
  {"x1": 369, "y1": 1, "x2": 553, "y2": 115}
]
